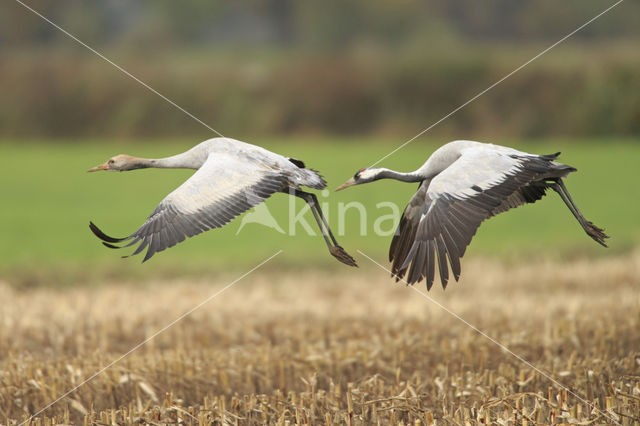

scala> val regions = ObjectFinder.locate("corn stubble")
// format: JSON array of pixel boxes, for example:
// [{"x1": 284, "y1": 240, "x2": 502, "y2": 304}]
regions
[{"x1": 1, "y1": 253, "x2": 639, "y2": 425}]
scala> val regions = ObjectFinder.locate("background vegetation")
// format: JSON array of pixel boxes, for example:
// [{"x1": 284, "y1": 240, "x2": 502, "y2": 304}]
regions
[{"x1": 1, "y1": 1, "x2": 639, "y2": 139}]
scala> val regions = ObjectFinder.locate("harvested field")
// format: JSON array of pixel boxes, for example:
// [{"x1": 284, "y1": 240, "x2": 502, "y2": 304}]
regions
[{"x1": 1, "y1": 253, "x2": 639, "y2": 425}]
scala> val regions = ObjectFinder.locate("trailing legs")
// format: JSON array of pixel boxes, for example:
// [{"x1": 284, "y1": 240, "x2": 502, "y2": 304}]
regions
[
  {"x1": 292, "y1": 189, "x2": 357, "y2": 267},
  {"x1": 550, "y1": 179, "x2": 608, "y2": 247}
]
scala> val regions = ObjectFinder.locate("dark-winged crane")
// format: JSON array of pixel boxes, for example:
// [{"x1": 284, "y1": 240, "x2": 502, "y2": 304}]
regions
[
  {"x1": 336, "y1": 140, "x2": 608, "y2": 288},
  {"x1": 88, "y1": 137, "x2": 357, "y2": 266}
]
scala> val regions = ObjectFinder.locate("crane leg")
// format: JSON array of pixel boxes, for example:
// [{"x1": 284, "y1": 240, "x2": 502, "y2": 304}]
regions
[
  {"x1": 291, "y1": 190, "x2": 334, "y2": 249},
  {"x1": 307, "y1": 193, "x2": 339, "y2": 246},
  {"x1": 292, "y1": 189, "x2": 357, "y2": 267},
  {"x1": 550, "y1": 179, "x2": 608, "y2": 247}
]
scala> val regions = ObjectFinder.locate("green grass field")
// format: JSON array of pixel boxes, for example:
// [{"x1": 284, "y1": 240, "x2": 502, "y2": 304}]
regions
[{"x1": 0, "y1": 138, "x2": 637, "y2": 285}]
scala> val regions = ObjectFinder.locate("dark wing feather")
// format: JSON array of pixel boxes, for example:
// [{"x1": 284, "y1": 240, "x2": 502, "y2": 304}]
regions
[
  {"x1": 89, "y1": 222, "x2": 127, "y2": 243},
  {"x1": 90, "y1": 154, "x2": 288, "y2": 261},
  {"x1": 393, "y1": 148, "x2": 567, "y2": 289},
  {"x1": 389, "y1": 181, "x2": 428, "y2": 276}
]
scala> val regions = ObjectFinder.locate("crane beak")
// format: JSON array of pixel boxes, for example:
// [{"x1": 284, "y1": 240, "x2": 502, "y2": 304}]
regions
[
  {"x1": 87, "y1": 162, "x2": 109, "y2": 172},
  {"x1": 335, "y1": 177, "x2": 356, "y2": 191}
]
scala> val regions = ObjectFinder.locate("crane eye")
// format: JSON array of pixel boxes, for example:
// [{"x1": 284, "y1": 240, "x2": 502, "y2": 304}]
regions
[{"x1": 108, "y1": 159, "x2": 114, "y2": 164}]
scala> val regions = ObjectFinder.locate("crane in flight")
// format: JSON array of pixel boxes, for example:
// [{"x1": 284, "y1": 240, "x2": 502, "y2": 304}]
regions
[
  {"x1": 336, "y1": 140, "x2": 608, "y2": 288},
  {"x1": 88, "y1": 137, "x2": 357, "y2": 267}
]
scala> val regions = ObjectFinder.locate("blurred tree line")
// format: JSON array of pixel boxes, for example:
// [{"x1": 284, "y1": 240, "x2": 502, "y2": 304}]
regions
[{"x1": 1, "y1": 0, "x2": 639, "y2": 139}]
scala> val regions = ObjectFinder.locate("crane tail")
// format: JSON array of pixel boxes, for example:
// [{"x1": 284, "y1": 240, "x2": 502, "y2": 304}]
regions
[{"x1": 540, "y1": 151, "x2": 561, "y2": 160}]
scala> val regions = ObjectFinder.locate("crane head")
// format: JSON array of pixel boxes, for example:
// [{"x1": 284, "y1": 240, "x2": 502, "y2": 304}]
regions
[
  {"x1": 335, "y1": 168, "x2": 380, "y2": 191},
  {"x1": 88, "y1": 154, "x2": 140, "y2": 172}
]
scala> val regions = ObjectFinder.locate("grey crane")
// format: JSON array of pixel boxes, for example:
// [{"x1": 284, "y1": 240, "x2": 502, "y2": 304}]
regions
[
  {"x1": 88, "y1": 137, "x2": 357, "y2": 266},
  {"x1": 336, "y1": 140, "x2": 608, "y2": 288}
]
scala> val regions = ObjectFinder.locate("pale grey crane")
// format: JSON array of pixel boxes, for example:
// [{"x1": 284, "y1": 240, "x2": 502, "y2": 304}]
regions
[
  {"x1": 88, "y1": 137, "x2": 357, "y2": 266},
  {"x1": 336, "y1": 140, "x2": 608, "y2": 289}
]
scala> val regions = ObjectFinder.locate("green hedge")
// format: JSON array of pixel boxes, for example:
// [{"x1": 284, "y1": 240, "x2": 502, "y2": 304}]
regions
[{"x1": 2, "y1": 46, "x2": 639, "y2": 139}]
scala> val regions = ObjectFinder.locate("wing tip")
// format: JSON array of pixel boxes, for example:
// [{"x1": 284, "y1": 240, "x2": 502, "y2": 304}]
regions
[
  {"x1": 425, "y1": 277, "x2": 434, "y2": 291},
  {"x1": 102, "y1": 242, "x2": 121, "y2": 249},
  {"x1": 141, "y1": 243, "x2": 156, "y2": 263},
  {"x1": 89, "y1": 221, "x2": 128, "y2": 243}
]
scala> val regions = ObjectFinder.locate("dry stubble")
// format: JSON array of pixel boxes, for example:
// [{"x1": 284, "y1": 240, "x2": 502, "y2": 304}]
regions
[{"x1": 1, "y1": 252, "x2": 639, "y2": 424}]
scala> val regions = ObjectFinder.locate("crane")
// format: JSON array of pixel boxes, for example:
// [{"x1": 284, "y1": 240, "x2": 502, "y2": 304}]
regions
[
  {"x1": 336, "y1": 140, "x2": 608, "y2": 288},
  {"x1": 88, "y1": 137, "x2": 357, "y2": 267}
]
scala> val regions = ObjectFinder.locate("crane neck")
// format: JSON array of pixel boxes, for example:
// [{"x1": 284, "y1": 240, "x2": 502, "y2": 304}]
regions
[
  {"x1": 375, "y1": 168, "x2": 424, "y2": 183},
  {"x1": 145, "y1": 151, "x2": 204, "y2": 169}
]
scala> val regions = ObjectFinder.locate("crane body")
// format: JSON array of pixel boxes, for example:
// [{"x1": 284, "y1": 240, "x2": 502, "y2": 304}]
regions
[
  {"x1": 337, "y1": 140, "x2": 608, "y2": 289},
  {"x1": 88, "y1": 137, "x2": 357, "y2": 266}
]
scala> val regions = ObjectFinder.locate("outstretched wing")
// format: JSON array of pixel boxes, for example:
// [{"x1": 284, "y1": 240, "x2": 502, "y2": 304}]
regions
[
  {"x1": 389, "y1": 181, "x2": 428, "y2": 277},
  {"x1": 390, "y1": 147, "x2": 563, "y2": 289},
  {"x1": 90, "y1": 153, "x2": 287, "y2": 261}
]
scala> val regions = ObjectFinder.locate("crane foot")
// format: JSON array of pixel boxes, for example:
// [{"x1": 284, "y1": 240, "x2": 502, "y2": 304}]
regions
[
  {"x1": 330, "y1": 245, "x2": 358, "y2": 267},
  {"x1": 585, "y1": 221, "x2": 609, "y2": 247}
]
